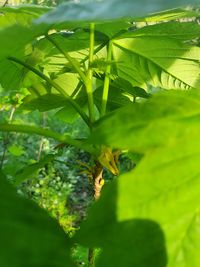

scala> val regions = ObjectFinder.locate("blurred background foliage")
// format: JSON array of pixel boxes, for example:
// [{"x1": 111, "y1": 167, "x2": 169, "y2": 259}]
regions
[
  {"x1": 0, "y1": 87, "x2": 136, "y2": 265},
  {"x1": 0, "y1": 0, "x2": 67, "y2": 7}
]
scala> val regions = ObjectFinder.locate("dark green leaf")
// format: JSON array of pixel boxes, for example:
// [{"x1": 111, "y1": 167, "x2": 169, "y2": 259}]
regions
[
  {"x1": 0, "y1": 172, "x2": 74, "y2": 267},
  {"x1": 15, "y1": 154, "x2": 55, "y2": 185},
  {"x1": 112, "y1": 78, "x2": 150, "y2": 98},
  {"x1": 94, "y1": 85, "x2": 132, "y2": 112},
  {"x1": 21, "y1": 94, "x2": 68, "y2": 111}
]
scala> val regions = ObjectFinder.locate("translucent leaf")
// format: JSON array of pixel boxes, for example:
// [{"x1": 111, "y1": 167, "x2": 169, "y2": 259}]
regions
[
  {"x1": 76, "y1": 89, "x2": 200, "y2": 267},
  {"x1": 122, "y1": 22, "x2": 200, "y2": 41},
  {"x1": 134, "y1": 7, "x2": 200, "y2": 22},
  {"x1": 36, "y1": 0, "x2": 199, "y2": 24},
  {"x1": 112, "y1": 37, "x2": 200, "y2": 90},
  {"x1": 0, "y1": 5, "x2": 51, "y2": 27},
  {"x1": 90, "y1": 90, "x2": 200, "y2": 151}
]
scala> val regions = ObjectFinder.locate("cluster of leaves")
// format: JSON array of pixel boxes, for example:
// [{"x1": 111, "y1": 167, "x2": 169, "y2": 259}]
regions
[
  {"x1": 0, "y1": 97, "x2": 95, "y2": 234},
  {"x1": 1, "y1": 0, "x2": 200, "y2": 267}
]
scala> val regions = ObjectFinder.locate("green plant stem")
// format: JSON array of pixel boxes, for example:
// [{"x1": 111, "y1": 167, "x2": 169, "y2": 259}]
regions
[
  {"x1": 0, "y1": 106, "x2": 16, "y2": 169},
  {"x1": 88, "y1": 248, "x2": 95, "y2": 267},
  {"x1": 45, "y1": 35, "x2": 87, "y2": 85},
  {"x1": 81, "y1": 42, "x2": 107, "y2": 65},
  {"x1": 37, "y1": 112, "x2": 46, "y2": 161},
  {"x1": 0, "y1": 123, "x2": 96, "y2": 154},
  {"x1": 71, "y1": 81, "x2": 82, "y2": 98},
  {"x1": 8, "y1": 56, "x2": 90, "y2": 127},
  {"x1": 86, "y1": 22, "x2": 95, "y2": 126},
  {"x1": 101, "y1": 40, "x2": 112, "y2": 116}
]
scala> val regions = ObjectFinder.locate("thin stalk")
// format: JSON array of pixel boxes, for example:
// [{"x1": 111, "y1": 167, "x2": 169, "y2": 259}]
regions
[
  {"x1": 0, "y1": 123, "x2": 96, "y2": 155},
  {"x1": 101, "y1": 41, "x2": 112, "y2": 116},
  {"x1": 2, "y1": 0, "x2": 8, "y2": 7},
  {"x1": 8, "y1": 56, "x2": 90, "y2": 127},
  {"x1": 86, "y1": 22, "x2": 95, "y2": 126},
  {"x1": 0, "y1": 106, "x2": 16, "y2": 169},
  {"x1": 80, "y1": 42, "x2": 107, "y2": 65},
  {"x1": 71, "y1": 81, "x2": 82, "y2": 98},
  {"x1": 45, "y1": 35, "x2": 87, "y2": 85},
  {"x1": 37, "y1": 112, "x2": 46, "y2": 161},
  {"x1": 88, "y1": 248, "x2": 95, "y2": 267}
]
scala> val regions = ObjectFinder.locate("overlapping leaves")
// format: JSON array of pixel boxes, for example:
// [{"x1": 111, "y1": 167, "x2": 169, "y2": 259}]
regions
[
  {"x1": 1, "y1": 1, "x2": 200, "y2": 267},
  {"x1": 1, "y1": 5, "x2": 200, "y2": 117},
  {"x1": 75, "y1": 90, "x2": 200, "y2": 267},
  {"x1": 36, "y1": 0, "x2": 199, "y2": 23}
]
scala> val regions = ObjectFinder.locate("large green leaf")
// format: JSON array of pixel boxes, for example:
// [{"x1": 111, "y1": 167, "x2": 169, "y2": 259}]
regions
[
  {"x1": 36, "y1": 0, "x2": 199, "y2": 24},
  {"x1": 55, "y1": 88, "x2": 88, "y2": 123},
  {"x1": 0, "y1": 23, "x2": 48, "y2": 91},
  {"x1": 112, "y1": 36, "x2": 200, "y2": 90},
  {"x1": 0, "y1": 5, "x2": 51, "y2": 27},
  {"x1": 0, "y1": 171, "x2": 74, "y2": 267},
  {"x1": 90, "y1": 90, "x2": 200, "y2": 151},
  {"x1": 133, "y1": 7, "x2": 200, "y2": 22},
  {"x1": 123, "y1": 21, "x2": 200, "y2": 41},
  {"x1": 76, "y1": 90, "x2": 200, "y2": 266}
]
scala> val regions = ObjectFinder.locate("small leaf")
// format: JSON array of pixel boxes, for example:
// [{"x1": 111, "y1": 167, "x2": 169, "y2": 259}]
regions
[
  {"x1": 15, "y1": 154, "x2": 55, "y2": 185},
  {"x1": 21, "y1": 94, "x2": 68, "y2": 111},
  {"x1": 112, "y1": 78, "x2": 150, "y2": 98},
  {"x1": 94, "y1": 85, "x2": 132, "y2": 112},
  {"x1": 8, "y1": 144, "x2": 24, "y2": 157}
]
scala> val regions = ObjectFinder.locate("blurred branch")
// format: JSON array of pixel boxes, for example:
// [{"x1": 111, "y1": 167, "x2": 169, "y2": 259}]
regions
[
  {"x1": 0, "y1": 106, "x2": 16, "y2": 169},
  {"x1": 37, "y1": 113, "x2": 47, "y2": 161},
  {"x1": 2, "y1": 0, "x2": 8, "y2": 7}
]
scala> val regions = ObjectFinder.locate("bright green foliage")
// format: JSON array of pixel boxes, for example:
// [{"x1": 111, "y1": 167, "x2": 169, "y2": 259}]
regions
[
  {"x1": 1, "y1": 0, "x2": 200, "y2": 266},
  {"x1": 76, "y1": 90, "x2": 200, "y2": 266},
  {"x1": 112, "y1": 36, "x2": 200, "y2": 90},
  {"x1": 8, "y1": 144, "x2": 25, "y2": 156},
  {"x1": 0, "y1": 5, "x2": 51, "y2": 27},
  {"x1": 15, "y1": 154, "x2": 55, "y2": 185},
  {"x1": 134, "y1": 8, "x2": 200, "y2": 22},
  {"x1": 123, "y1": 21, "x2": 200, "y2": 40},
  {"x1": 90, "y1": 90, "x2": 200, "y2": 151},
  {"x1": 0, "y1": 171, "x2": 74, "y2": 267}
]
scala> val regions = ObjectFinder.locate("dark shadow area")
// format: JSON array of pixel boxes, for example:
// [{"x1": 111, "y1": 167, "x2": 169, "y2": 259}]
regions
[
  {"x1": 76, "y1": 180, "x2": 167, "y2": 267},
  {"x1": 96, "y1": 218, "x2": 167, "y2": 267}
]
